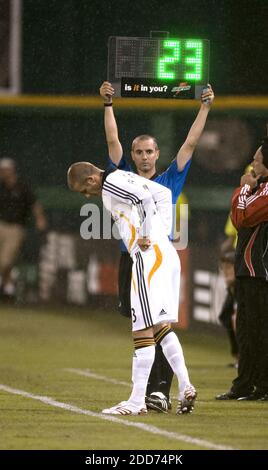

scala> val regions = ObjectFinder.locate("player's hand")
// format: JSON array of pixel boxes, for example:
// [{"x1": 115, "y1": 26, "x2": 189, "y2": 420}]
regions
[
  {"x1": 201, "y1": 84, "x2": 214, "y2": 106},
  {"x1": 100, "y1": 81, "x2": 114, "y2": 103},
  {"x1": 240, "y1": 171, "x2": 259, "y2": 189},
  {"x1": 137, "y1": 237, "x2": 151, "y2": 251}
]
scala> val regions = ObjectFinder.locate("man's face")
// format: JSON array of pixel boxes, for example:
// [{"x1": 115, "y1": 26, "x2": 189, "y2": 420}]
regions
[
  {"x1": 131, "y1": 138, "x2": 159, "y2": 175},
  {"x1": 0, "y1": 166, "x2": 16, "y2": 183},
  {"x1": 252, "y1": 148, "x2": 266, "y2": 177},
  {"x1": 74, "y1": 176, "x2": 101, "y2": 198}
]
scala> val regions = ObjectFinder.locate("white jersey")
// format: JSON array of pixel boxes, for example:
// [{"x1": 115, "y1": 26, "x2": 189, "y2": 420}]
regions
[
  {"x1": 102, "y1": 168, "x2": 181, "y2": 331},
  {"x1": 102, "y1": 169, "x2": 172, "y2": 256}
]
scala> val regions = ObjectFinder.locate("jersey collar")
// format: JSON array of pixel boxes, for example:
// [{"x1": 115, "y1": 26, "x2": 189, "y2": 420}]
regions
[
  {"x1": 101, "y1": 167, "x2": 116, "y2": 187},
  {"x1": 102, "y1": 167, "x2": 158, "y2": 187}
]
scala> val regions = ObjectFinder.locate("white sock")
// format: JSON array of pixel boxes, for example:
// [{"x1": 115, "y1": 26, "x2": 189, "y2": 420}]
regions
[
  {"x1": 160, "y1": 331, "x2": 190, "y2": 394},
  {"x1": 128, "y1": 345, "x2": 155, "y2": 407}
]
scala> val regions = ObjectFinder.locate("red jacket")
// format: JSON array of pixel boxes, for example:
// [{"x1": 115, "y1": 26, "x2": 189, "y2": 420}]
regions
[
  {"x1": 231, "y1": 179, "x2": 268, "y2": 279},
  {"x1": 231, "y1": 181, "x2": 268, "y2": 230}
]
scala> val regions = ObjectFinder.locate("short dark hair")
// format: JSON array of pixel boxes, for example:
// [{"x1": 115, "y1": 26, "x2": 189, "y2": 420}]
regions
[
  {"x1": 261, "y1": 136, "x2": 268, "y2": 168},
  {"x1": 131, "y1": 135, "x2": 159, "y2": 151},
  {"x1": 67, "y1": 162, "x2": 93, "y2": 190}
]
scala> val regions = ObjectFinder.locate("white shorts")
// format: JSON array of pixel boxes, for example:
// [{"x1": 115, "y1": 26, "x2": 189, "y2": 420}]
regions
[{"x1": 131, "y1": 241, "x2": 180, "y2": 331}]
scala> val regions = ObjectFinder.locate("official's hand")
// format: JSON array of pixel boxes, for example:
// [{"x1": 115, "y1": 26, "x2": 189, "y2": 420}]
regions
[
  {"x1": 100, "y1": 81, "x2": 114, "y2": 103},
  {"x1": 137, "y1": 237, "x2": 151, "y2": 251},
  {"x1": 201, "y1": 84, "x2": 214, "y2": 106},
  {"x1": 240, "y1": 171, "x2": 259, "y2": 189}
]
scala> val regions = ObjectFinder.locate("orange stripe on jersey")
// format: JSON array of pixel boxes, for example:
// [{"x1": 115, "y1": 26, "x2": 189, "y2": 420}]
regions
[
  {"x1": 132, "y1": 273, "x2": 137, "y2": 293},
  {"x1": 148, "y1": 244, "x2": 163, "y2": 287},
  {"x1": 118, "y1": 212, "x2": 136, "y2": 251}
]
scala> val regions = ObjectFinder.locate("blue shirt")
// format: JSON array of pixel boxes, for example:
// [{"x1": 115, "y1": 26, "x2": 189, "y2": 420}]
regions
[{"x1": 108, "y1": 155, "x2": 191, "y2": 251}]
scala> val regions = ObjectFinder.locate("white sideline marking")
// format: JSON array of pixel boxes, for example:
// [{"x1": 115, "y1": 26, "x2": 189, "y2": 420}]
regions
[
  {"x1": 64, "y1": 368, "x2": 131, "y2": 387},
  {"x1": 0, "y1": 383, "x2": 234, "y2": 450}
]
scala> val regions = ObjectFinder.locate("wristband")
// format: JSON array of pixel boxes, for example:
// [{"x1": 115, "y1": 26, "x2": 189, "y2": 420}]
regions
[{"x1": 104, "y1": 102, "x2": 113, "y2": 107}]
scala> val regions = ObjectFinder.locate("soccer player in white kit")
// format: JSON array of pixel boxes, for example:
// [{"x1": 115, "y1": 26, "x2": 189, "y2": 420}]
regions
[{"x1": 67, "y1": 162, "x2": 196, "y2": 415}]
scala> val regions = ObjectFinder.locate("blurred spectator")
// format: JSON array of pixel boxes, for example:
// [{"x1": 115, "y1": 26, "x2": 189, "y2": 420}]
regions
[
  {"x1": 220, "y1": 166, "x2": 253, "y2": 254},
  {"x1": 0, "y1": 158, "x2": 47, "y2": 300},
  {"x1": 175, "y1": 192, "x2": 190, "y2": 234},
  {"x1": 218, "y1": 250, "x2": 238, "y2": 367},
  {"x1": 218, "y1": 165, "x2": 254, "y2": 366},
  {"x1": 221, "y1": 215, "x2": 237, "y2": 253}
]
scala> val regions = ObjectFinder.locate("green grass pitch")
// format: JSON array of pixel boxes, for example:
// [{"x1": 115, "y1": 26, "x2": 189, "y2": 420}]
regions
[{"x1": 0, "y1": 305, "x2": 267, "y2": 450}]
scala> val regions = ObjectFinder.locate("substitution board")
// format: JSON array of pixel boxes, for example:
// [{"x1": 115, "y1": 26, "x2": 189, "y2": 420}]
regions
[{"x1": 107, "y1": 36, "x2": 210, "y2": 99}]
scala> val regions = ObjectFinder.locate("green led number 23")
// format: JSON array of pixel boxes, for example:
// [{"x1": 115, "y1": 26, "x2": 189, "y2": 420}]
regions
[{"x1": 158, "y1": 40, "x2": 203, "y2": 81}]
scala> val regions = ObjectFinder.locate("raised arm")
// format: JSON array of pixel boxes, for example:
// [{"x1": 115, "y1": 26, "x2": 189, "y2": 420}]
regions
[
  {"x1": 176, "y1": 85, "x2": 214, "y2": 171},
  {"x1": 100, "y1": 81, "x2": 123, "y2": 164}
]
